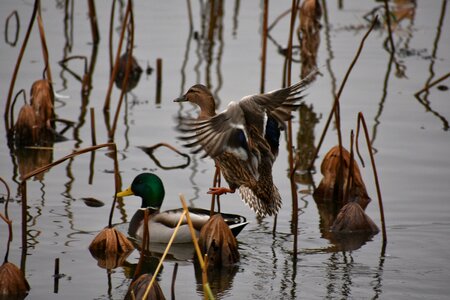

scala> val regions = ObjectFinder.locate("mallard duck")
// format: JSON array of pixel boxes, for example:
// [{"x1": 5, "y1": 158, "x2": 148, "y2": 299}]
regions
[
  {"x1": 174, "y1": 76, "x2": 315, "y2": 217},
  {"x1": 117, "y1": 173, "x2": 248, "y2": 243}
]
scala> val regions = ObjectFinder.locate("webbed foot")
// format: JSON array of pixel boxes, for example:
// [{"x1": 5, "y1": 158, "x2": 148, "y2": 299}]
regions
[{"x1": 207, "y1": 187, "x2": 235, "y2": 196}]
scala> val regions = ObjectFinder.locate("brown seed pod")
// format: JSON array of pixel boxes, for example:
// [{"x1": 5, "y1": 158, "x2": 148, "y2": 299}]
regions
[
  {"x1": 14, "y1": 104, "x2": 38, "y2": 145},
  {"x1": 314, "y1": 146, "x2": 371, "y2": 209},
  {"x1": 331, "y1": 202, "x2": 379, "y2": 233},
  {"x1": 30, "y1": 79, "x2": 54, "y2": 128},
  {"x1": 0, "y1": 262, "x2": 30, "y2": 297},
  {"x1": 198, "y1": 214, "x2": 239, "y2": 269},
  {"x1": 88, "y1": 227, "x2": 134, "y2": 268},
  {"x1": 115, "y1": 53, "x2": 143, "y2": 92},
  {"x1": 124, "y1": 273, "x2": 166, "y2": 300}
]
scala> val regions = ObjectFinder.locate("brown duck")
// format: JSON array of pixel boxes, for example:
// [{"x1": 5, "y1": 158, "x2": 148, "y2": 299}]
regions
[{"x1": 174, "y1": 76, "x2": 314, "y2": 217}]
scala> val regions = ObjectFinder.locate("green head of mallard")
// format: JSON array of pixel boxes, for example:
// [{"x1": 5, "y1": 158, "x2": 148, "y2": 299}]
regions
[{"x1": 117, "y1": 173, "x2": 165, "y2": 210}]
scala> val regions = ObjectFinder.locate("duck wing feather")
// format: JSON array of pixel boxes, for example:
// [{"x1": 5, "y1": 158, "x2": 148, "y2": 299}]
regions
[{"x1": 179, "y1": 72, "x2": 316, "y2": 158}]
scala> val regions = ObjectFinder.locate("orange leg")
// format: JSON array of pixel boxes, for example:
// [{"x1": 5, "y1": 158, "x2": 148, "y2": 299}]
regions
[{"x1": 208, "y1": 187, "x2": 235, "y2": 195}]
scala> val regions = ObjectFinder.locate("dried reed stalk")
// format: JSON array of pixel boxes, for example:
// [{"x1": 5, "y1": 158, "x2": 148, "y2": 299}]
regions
[
  {"x1": 87, "y1": 0, "x2": 100, "y2": 44},
  {"x1": 58, "y1": 55, "x2": 88, "y2": 82},
  {"x1": 156, "y1": 58, "x2": 163, "y2": 105},
  {"x1": 308, "y1": 16, "x2": 378, "y2": 171},
  {"x1": 356, "y1": 112, "x2": 387, "y2": 245},
  {"x1": 383, "y1": 0, "x2": 396, "y2": 55},
  {"x1": 104, "y1": 0, "x2": 131, "y2": 111},
  {"x1": 109, "y1": 0, "x2": 135, "y2": 141},
  {"x1": 285, "y1": 0, "x2": 301, "y2": 255},
  {"x1": 109, "y1": 0, "x2": 116, "y2": 72},
  {"x1": 90, "y1": 107, "x2": 97, "y2": 145},
  {"x1": 141, "y1": 210, "x2": 187, "y2": 299},
  {"x1": 260, "y1": 0, "x2": 269, "y2": 93},
  {"x1": 415, "y1": 72, "x2": 450, "y2": 97},
  {"x1": 179, "y1": 195, "x2": 214, "y2": 300},
  {"x1": 5, "y1": 0, "x2": 39, "y2": 132},
  {"x1": 9, "y1": 89, "x2": 27, "y2": 134},
  {"x1": 36, "y1": 12, "x2": 52, "y2": 83}
]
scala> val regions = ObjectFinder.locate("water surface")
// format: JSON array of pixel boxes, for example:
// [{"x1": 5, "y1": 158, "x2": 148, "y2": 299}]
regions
[{"x1": 1, "y1": 1, "x2": 449, "y2": 299}]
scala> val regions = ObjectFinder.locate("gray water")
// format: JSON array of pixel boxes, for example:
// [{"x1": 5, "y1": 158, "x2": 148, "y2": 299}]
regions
[{"x1": 1, "y1": 1, "x2": 449, "y2": 299}]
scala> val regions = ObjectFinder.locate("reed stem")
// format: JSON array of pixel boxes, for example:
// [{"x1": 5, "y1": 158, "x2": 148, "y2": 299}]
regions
[
  {"x1": 5, "y1": 0, "x2": 39, "y2": 133},
  {"x1": 104, "y1": 0, "x2": 131, "y2": 111},
  {"x1": 90, "y1": 107, "x2": 97, "y2": 145},
  {"x1": 308, "y1": 16, "x2": 378, "y2": 171},
  {"x1": 179, "y1": 194, "x2": 214, "y2": 300},
  {"x1": 260, "y1": 0, "x2": 269, "y2": 93},
  {"x1": 142, "y1": 210, "x2": 187, "y2": 299},
  {"x1": 415, "y1": 72, "x2": 450, "y2": 97},
  {"x1": 156, "y1": 58, "x2": 163, "y2": 105},
  {"x1": 36, "y1": 12, "x2": 52, "y2": 83},
  {"x1": 356, "y1": 112, "x2": 387, "y2": 245},
  {"x1": 286, "y1": 0, "x2": 301, "y2": 256},
  {"x1": 87, "y1": 0, "x2": 100, "y2": 44},
  {"x1": 109, "y1": 1, "x2": 134, "y2": 141},
  {"x1": 171, "y1": 263, "x2": 179, "y2": 300}
]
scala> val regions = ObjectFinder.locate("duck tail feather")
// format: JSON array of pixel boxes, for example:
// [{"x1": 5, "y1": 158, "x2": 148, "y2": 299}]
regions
[{"x1": 238, "y1": 186, "x2": 281, "y2": 218}]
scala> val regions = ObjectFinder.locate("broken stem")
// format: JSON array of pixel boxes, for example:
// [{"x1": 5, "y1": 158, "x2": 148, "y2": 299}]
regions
[
  {"x1": 357, "y1": 112, "x2": 387, "y2": 245},
  {"x1": 5, "y1": 0, "x2": 39, "y2": 132}
]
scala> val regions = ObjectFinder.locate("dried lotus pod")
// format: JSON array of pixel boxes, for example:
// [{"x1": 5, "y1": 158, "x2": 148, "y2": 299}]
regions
[
  {"x1": 14, "y1": 104, "x2": 38, "y2": 145},
  {"x1": 198, "y1": 214, "x2": 239, "y2": 269},
  {"x1": 331, "y1": 202, "x2": 379, "y2": 233},
  {"x1": 115, "y1": 53, "x2": 143, "y2": 92},
  {"x1": 124, "y1": 273, "x2": 166, "y2": 300},
  {"x1": 0, "y1": 262, "x2": 30, "y2": 297},
  {"x1": 30, "y1": 79, "x2": 54, "y2": 128},
  {"x1": 89, "y1": 227, "x2": 134, "y2": 266},
  {"x1": 314, "y1": 146, "x2": 371, "y2": 209},
  {"x1": 299, "y1": 0, "x2": 322, "y2": 35}
]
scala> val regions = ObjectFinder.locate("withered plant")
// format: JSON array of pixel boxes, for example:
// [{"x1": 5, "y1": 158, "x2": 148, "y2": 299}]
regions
[
  {"x1": 0, "y1": 178, "x2": 30, "y2": 298},
  {"x1": 198, "y1": 214, "x2": 239, "y2": 269}
]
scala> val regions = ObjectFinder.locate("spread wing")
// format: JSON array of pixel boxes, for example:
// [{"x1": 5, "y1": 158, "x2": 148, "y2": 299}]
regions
[
  {"x1": 241, "y1": 72, "x2": 315, "y2": 129},
  {"x1": 178, "y1": 101, "x2": 250, "y2": 159},
  {"x1": 178, "y1": 71, "x2": 316, "y2": 158}
]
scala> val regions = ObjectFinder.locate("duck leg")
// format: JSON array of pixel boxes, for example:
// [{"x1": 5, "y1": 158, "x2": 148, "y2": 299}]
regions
[
  {"x1": 208, "y1": 163, "x2": 236, "y2": 196},
  {"x1": 208, "y1": 187, "x2": 236, "y2": 195}
]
